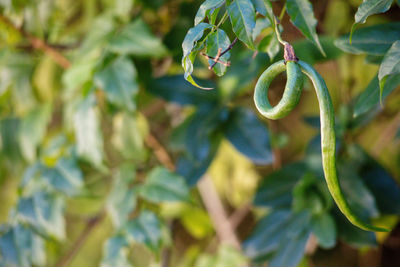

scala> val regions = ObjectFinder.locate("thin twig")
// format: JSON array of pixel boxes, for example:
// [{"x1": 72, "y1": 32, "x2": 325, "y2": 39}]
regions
[
  {"x1": 0, "y1": 15, "x2": 70, "y2": 68},
  {"x1": 229, "y1": 203, "x2": 251, "y2": 229},
  {"x1": 209, "y1": 37, "x2": 238, "y2": 70},
  {"x1": 55, "y1": 211, "x2": 106, "y2": 267},
  {"x1": 200, "y1": 52, "x2": 231, "y2": 66},
  {"x1": 197, "y1": 175, "x2": 241, "y2": 249},
  {"x1": 145, "y1": 133, "x2": 176, "y2": 171}
]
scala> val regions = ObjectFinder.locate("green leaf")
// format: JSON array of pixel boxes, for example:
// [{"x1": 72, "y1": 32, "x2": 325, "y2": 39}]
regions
[
  {"x1": 0, "y1": 224, "x2": 45, "y2": 267},
  {"x1": 206, "y1": 29, "x2": 231, "y2": 76},
  {"x1": 256, "y1": 0, "x2": 275, "y2": 24},
  {"x1": 213, "y1": 245, "x2": 247, "y2": 267},
  {"x1": 353, "y1": 74, "x2": 400, "y2": 118},
  {"x1": 73, "y1": 94, "x2": 104, "y2": 167},
  {"x1": 357, "y1": 148, "x2": 400, "y2": 215},
  {"x1": 194, "y1": 0, "x2": 225, "y2": 25},
  {"x1": 176, "y1": 108, "x2": 224, "y2": 185},
  {"x1": 62, "y1": 55, "x2": 98, "y2": 93},
  {"x1": 268, "y1": 212, "x2": 311, "y2": 267},
  {"x1": 310, "y1": 213, "x2": 337, "y2": 249},
  {"x1": 378, "y1": 40, "x2": 400, "y2": 93},
  {"x1": 228, "y1": 0, "x2": 257, "y2": 49},
  {"x1": 0, "y1": 227, "x2": 20, "y2": 267},
  {"x1": 182, "y1": 23, "x2": 211, "y2": 60},
  {"x1": 40, "y1": 158, "x2": 84, "y2": 196},
  {"x1": 111, "y1": 112, "x2": 148, "y2": 161},
  {"x1": 107, "y1": 164, "x2": 137, "y2": 228},
  {"x1": 253, "y1": 18, "x2": 280, "y2": 61},
  {"x1": 18, "y1": 104, "x2": 52, "y2": 163},
  {"x1": 292, "y1": 173, "x2": 330, "y2": 215},
  {"x1": 252, "y1": 17, "x2": 271, "y2": 41},
  {"x1": 74, "y1": 16, "x2": 115, "y2": 56},
  {"x1": 17, "y1": 192, "x2": 66, "y2": 240},
  {"x1": 0, "y1": 117, "x2": 22, "y2": 161},
  {"x1": 125, "y1": 210, "x2": 162, "y2": 253},
  {"x1": 180, "y1": 206, "x2": 214, "y2": 239},
  {"x1": 148, "y1": 75, "x2": 218, "y2": 107},
  {"x1": 243, "y1": 210, "x2": 292, "y2": 259},
  {"x1": 339, "y1": 164, "x2": 379, "y2": 221},
  {"x1": 243, "y1": 210, "x2": 311, "y2": 266},
  {"x1": 185, "y1": 108, "x2": 224, "y2": 162},
  {"x1": 251, "y1": 0, "x2": 267, "y2": 16},
  {"x1": 101, "y1": 235, "x2": 131, "y2": 267},
  {"x1": 182, "y1": 23, "x2": 213, "y2": 89},
  {"x1": 254, "y1": 162, "x2": 307, "y2": 208},
  {"x1": 177, "y1": 149, "x2": 219, "y2": 186},
  {"x1": 140, "y1": 167, "x2": 190, "y2": 203},
  {"x1": 251, "y1": 0, "x2": 276, "y2": 20},
  {"x1": 108, "y1": 19, "x2": 168, "y2": 57},
  {"x1": 351, "y1": 0, "x2": 393, "y2": 40},
  {"x1": 258, "y1": 34, "x2": 280, "y2": 61},
  {"x1": 94, "y1": 56, "x2": 138, "y2": 111},
  {"x1": 224, "y1": 107, "x2": 273, "y2": 165},
  {"x1": 335, "y1": 22, "x2": 400, "y2": 56},
  {"x1": 334, "y1": 208, "x2": 377, "y2": 247},
  {"x1": 286, "y1": 0, "x2": 325, "y2": 56}
]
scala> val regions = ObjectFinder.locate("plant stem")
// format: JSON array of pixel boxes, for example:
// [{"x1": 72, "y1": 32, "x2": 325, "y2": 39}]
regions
[
  {"x1": 216, "y1": 11, "x2": 228, "y2": 29},
  {"x1": 274, "y1": 17, "x2": 288, "y2": 47},
  {"x1": 273, "y1": 17, "x2": 298, "y2": 62},
  {"x1": 279, "y1": 4, "x2": 286, "y2": 21}
]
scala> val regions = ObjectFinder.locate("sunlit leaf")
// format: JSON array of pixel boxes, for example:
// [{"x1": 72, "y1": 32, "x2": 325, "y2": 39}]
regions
[
  {"x1": 111, "y1": 112, "x2": 148, "y2": 161},
  {"x1": 101, "y1": 235, "x2": 131, "y2": 267},
  {"x1": 353, "y1": 73, "x2": 400, "y2": 118},
  {"x1": 335, "y1": 22, "x2": 400, "y2": 56},
  {"x1": 106, "y1": 164, "x2": 136, "y2": 228},
  {"x1": 182, "y1": 23, "x2": 213, "y2": 89},
  {"x1": 17, "y1": 192, "x2": 66, "y2": 240},
  {"x1": 73, "y1": 94, "x2": 104, "y2": 167},
  {"x1": 94, "y1": 56, "x2": 138, "y2": 111},
  {"x1": 108, "y1": 19, "x2": 168, "y2": 57},
  {"x1": 351, "y1": 0, "x2": 393, "y2": 39},
  {"x1": 18, "y1": 104, "x2": 51, "y2": 163},
  {"x1": 286, "y1": 0, "x2": 325, "y2": 56},
  {"x1": 140, "y1": 167, "x2": 190, "y2": 203},
  {"x1": 194, "y1": 0, "x2": 225, "y2": 25},
  {"x1": 125, "y1": 210, "x2": 162, "y2": 253},
  {"x1": 0, "y1": 224, "x2": 45, "y2": 267},
  {"x1": 378, "y1": 40, "x2": 400, "y2": 91},
  {"x1": 228, "y1": 0, "x2": 256, "y2": 49}
]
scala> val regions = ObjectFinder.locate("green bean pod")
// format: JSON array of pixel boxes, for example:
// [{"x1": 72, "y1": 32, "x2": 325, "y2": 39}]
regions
[
  {"x1": 254, "y1": 59, "x2": 389, "y2": 232},
  {"x1": 254, "y1": 61, "x2": 303, "y2": 119}
]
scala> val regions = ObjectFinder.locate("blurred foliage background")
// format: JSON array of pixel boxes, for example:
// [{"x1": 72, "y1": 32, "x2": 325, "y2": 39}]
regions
[{"x1": 0, "y1": 0, "x2": 400, "y2": 266}]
